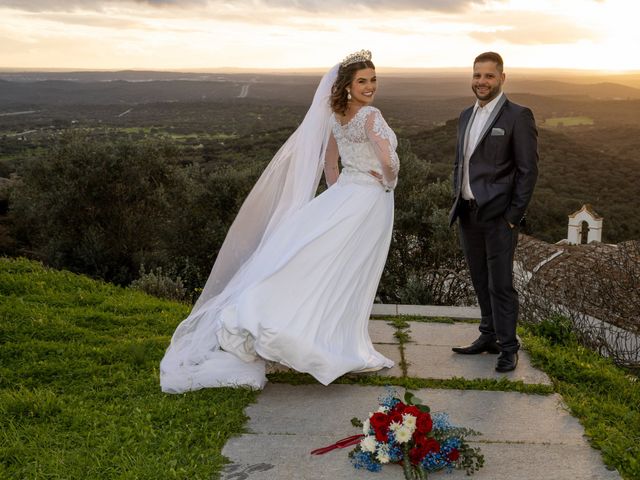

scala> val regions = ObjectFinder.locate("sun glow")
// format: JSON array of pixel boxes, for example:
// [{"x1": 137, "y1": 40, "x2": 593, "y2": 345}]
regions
[{"x1": 0, "y1": 0, "x2": 639, "y2": 71}]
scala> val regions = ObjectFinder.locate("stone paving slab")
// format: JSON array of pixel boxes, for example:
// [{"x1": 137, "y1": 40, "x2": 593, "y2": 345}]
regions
[
  {"x1": 222, "y1": 384, "x2": 619, "y2": 480},
  {"x1": 370, "y1": 303, "x2": 398, "y2": 316},
  {"x1": 404, "y1": 344, "x2": 551, "y2": 385},
  {"x1": 407, "y1": 321, "x2": 483, "y2": 346},
  {"x1": 402, "y1": 321, "x2": 552, "y2": 385},
  {"x1": 368, "y1": 320, "x2": 399, "y2": 344}
]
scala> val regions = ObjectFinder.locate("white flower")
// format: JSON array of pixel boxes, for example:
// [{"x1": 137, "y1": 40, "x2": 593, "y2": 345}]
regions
[
  {"x1": 402, "y1": 413, "x2": 417, "y2": 432},
  {"x1": 360, "y1": 435, "x2": 377, "y2": 453},
  {"x1": 362, "y1": 418, "x2": 371, "y2": 435},
  {"x1": 395, "y1": 425, "x2": 412, "y2": 444},
  {"x1": 376, "y1": 444, "x2": 390, "y2": 464},
  {"x1": 377, "y1": 405, "x2": 389, "y2": 413},
  {"x1": 388, "y1": 420, "x2": 402, "y2": 432}
]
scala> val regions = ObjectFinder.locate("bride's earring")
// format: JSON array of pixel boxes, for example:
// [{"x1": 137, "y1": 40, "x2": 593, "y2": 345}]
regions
[{"x1": 347, "y1": 90, "x2": 352, "y2": 100}]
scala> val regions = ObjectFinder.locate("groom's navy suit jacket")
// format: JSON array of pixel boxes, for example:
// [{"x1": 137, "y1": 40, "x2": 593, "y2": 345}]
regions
[{"x1": 448, "y1": 94, "x2": 538, "y2": 227}]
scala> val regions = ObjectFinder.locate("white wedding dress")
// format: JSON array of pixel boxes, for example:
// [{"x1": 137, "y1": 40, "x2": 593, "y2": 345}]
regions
[{"x1": 160, "y1": 68, "x2": 399, "y2": 392}]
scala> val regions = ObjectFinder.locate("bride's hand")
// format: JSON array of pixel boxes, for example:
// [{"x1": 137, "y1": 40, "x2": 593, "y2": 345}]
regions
[{"x1": 369, "y1": 170, "x2": 383, "y2": 184}]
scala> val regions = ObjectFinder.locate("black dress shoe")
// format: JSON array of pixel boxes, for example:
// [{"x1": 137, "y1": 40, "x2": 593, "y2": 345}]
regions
[
  {"x1": 452, "y1": 337, "x2": 500, "y2": 355},
  {"x1": 495, "y1": 351, "x2": 518, "y2": 372}
]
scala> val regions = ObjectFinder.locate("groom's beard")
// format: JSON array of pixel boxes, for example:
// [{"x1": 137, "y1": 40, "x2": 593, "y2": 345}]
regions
[{"x1": 472, "y1": 84, "x2": 501, "y2": 103}]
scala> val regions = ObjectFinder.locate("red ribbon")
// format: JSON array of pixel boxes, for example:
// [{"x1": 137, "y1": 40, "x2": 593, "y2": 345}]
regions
[{"x1": 310, "y1": 434, "x2": 365, "y2": 455}]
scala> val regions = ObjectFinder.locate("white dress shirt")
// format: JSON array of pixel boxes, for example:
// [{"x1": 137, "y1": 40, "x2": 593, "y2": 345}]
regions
[{"x1": 462, "y1": 91, "x2": 504, "y2": 200}]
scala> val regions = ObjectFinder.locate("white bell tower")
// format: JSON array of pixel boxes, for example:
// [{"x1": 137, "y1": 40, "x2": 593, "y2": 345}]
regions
[{"x1": 567, "y1": 204, "x2": 603, "y2": 244}]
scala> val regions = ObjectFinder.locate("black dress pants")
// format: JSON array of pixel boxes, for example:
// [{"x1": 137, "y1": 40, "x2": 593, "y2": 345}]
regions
[{"x1": 458, "y1": 203, "x2": 520, "y2": 353}]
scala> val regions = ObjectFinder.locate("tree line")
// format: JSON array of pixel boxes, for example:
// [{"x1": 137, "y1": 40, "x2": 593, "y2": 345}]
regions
[{"x1": 4, "y1": 130, "x2": 471, "y2": 305}]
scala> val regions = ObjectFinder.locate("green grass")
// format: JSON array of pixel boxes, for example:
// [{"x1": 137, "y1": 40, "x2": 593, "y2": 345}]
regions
[
  {"x1": 267, "y1": 371, "x2": 553, "y2": 395},
  {"x1": 0, "y1": 258, "x2": 257, "y2": 479},
  {"x1": 372, "y1": 315, "x2": 479, "y2": 324},
  {"x1": 386, "y1": 318, "x2": 410, "y2": 376},
  {"x1": 521, "y1": 326, "x2": 640, "y2": 479}
]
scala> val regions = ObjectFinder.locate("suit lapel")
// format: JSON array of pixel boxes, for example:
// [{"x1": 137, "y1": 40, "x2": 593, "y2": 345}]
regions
[
  {"x1": 458, "y1": 106, "x2": 474, "y2": 161},
  {"x1": 454, "y1": 107, "x2": 474, "y2": 192},
  {"x1": 470, "y1": 94, "x2": 508, "y2": 157}
]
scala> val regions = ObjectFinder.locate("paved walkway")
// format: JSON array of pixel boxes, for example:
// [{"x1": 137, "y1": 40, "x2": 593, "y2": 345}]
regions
[{"x1": 221, "y1": 306, "x2": 620, "y2": 480}]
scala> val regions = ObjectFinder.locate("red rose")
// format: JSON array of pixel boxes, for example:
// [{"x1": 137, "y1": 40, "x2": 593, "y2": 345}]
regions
[
  {"x1": 369, "y1": 412, "x2": 389, "y2": 430},
  {"x1": 409, "y1": 437, "x2": 439, "y2": 465},
  {"x1": 412, "y1": 437, "x2": 427, "y2": 455},
  {"x1": 447, "y1": 448, "x2": 460, "y2": 461},
  {"x1": 389, "y1": 412, "x2": 403, "y2": 425},
  {"x1": 423, "y1": 438, "x2": 440, "y2": 454},
  {"x1": 412, "y1": 435, "x2": 436, "y2": 454},
  {"x1": 404, "y1": 406, "x2": 421, "y2": 418},
  {"x1": 409, "y1": 447, "x2": 423, "y2": 465},
  {"x1": 370, "y1": 412, "x2": 391, "y2": 442},
  {"x1": 391, "y1": 402, "x2": 406, "y2": 414},
  {"x1": 416, "y1": 413, "x2": 433, "y2": 433},
  {"x1": 375, "y1": 428, "x2": 388, "y2": 442}
]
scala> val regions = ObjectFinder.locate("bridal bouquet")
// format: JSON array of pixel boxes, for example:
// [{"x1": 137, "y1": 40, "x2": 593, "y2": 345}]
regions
[{"x1": 313, "y1": 389, "x2": 484, "y2": 480}]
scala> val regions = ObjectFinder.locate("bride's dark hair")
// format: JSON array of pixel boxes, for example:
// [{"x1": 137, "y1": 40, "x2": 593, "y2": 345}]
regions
[{"x1": 330, "y1": 60, "x2": 375, "y2": 115}]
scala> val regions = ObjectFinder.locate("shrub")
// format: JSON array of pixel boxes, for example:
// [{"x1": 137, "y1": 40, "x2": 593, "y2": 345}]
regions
[
  {"x1": 527, "y1": 314, "x2": 575, "y2": 345},
  {"x1": 9, "y1": 131, "x2": 192, "y2": 285},
  {"x1": 130, "y1": 265, "x2": 188, "y2": 302}
]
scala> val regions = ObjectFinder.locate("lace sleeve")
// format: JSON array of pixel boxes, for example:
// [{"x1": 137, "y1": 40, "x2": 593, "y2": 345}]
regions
[
  {"x1": 364, "y1": 109, "x2": 399, "y2": 191},
  {"x1": 323, "y1": 131, "x2": 340, "y2": 187}
]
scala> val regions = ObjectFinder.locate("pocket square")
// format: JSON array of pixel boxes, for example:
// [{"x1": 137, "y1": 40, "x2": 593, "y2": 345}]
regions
[{"x1": 491, "y1": 127, "x2": 505, "y2": 136}]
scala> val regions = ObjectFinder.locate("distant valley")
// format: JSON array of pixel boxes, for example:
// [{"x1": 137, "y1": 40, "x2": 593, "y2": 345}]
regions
[{"x1": 1, "y1": 69, "x2": 639, "y2": 244}]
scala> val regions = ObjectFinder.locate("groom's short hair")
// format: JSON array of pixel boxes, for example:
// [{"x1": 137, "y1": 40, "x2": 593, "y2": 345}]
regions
[{"x1": 474, "y1": 52, "x2": 504, "y2": 73}]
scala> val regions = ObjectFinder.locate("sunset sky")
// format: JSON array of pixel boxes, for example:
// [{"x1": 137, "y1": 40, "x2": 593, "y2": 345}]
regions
[{"x1": 1, "y1": 0, "x2": 639, "y2": 72}]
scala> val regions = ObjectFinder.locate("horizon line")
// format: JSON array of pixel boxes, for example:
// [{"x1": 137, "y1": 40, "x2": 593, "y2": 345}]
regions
[{"x1": 1, "y1": 66, "x2": 640, "y2": 76}]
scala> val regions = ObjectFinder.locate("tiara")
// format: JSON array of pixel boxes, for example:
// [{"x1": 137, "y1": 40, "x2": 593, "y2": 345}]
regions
[{"x1": 341, "y1": 49, "x2": 372, "y2": 67}]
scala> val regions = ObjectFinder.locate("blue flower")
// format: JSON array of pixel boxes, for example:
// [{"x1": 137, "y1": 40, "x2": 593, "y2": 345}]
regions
[
  {"x1": 388, "y1": 445, "x2": 403, "y2": 463},
  {"x1": 432, "y1": 412, "x2": 453, "y2": 432},
  {"x1": 351, "y1": 451, "x2": 382, "y2": 472},
  {"x1": 421, "y1": 451, "x2": 450, "y2": 472},
  {"x1": 386, "y1": 431, "x2": 397, "y2": 445},
  {"x1": 378, "y1": 387, "x2": 400, "y2": 410},
  {"x1": 442, "y1": 437, "x2": 462, "y2": 450}
]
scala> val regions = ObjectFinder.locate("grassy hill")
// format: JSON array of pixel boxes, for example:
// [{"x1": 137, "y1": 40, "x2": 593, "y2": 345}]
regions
[{"x1": 0, "y1": 257, "x2": 256, "y2": 479}]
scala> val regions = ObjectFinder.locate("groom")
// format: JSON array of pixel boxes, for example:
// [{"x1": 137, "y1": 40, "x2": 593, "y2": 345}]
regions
[{"x1": 448, "y1": 52, "x2": 538, "y2": 372}]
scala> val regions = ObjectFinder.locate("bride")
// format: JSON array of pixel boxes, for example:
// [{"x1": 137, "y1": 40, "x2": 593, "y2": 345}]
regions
[{"x1": 160, "y1": 50, "x2": 400, "y2": 392}]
